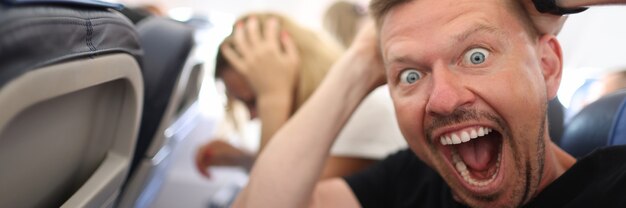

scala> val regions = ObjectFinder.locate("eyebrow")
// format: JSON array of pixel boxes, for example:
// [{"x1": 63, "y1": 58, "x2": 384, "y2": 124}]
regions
[
  {"x1": 386, "y1": 24, "x2": 505, "y2": 68},
  {"x1": 454, "y1": 24, "x2": 504, "y2": 44}
]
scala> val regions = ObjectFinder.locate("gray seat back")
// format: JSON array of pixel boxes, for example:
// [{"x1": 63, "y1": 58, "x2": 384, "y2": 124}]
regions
[{"x1": 0, "y1": 3, "x2": 143, "y2": 207}]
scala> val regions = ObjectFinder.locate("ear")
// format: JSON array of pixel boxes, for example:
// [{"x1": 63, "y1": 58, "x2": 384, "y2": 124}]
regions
[{"x1": 537, "y1": 34, "x2": 563, "y2": 100}]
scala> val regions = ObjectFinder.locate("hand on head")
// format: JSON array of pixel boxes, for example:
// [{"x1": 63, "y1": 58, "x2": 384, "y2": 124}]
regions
[
  {"x1": 346, "y1": 19, "x2": 387, "y2": 89},
  {"x1": 220, "y1": 16, "x2": 301, "y2": 99}
]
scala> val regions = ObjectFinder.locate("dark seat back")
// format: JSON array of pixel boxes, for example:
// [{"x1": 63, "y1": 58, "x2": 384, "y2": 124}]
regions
[
  {"x1": 548, "y1": 97, "x2": 565, "y2": 143},
  {"x1": 119, "y1": 16, "x2": 196, "y2": 208},
  {"x1": 608, "y1": 97, "x2": 626, "y2": 146},
  {"x1": 560, "y1": 90, "x2": 626, "y2": 158},
  {"x1": 132, "y1": 17, "x2": 194, "y2": 173}
]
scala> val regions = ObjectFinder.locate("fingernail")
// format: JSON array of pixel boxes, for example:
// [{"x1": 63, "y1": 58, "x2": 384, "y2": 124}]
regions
[
  {"x1": 235, "y1": 21, "x2": 243, "y2": 29},
  {"x1": 281, "y1": 30, "x2": 289, "y2": 39}
]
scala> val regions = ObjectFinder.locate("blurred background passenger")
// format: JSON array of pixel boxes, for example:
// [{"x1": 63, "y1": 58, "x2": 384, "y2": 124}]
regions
[
  {"x1": 587, "y1": 70, "x2": 626, "y2": 103},
  {"x1": 322, "y1": 0, "x2": 409, "y2": 169},
  {"x1": 566, "y1": 69, "x2": 626, "y2": 123},
  {"x1": 322, "y1": 1, "x2": 367, "y2": 49},
  {"x1": 195, "y1": 12, "x2": 406, "y2": 179}
]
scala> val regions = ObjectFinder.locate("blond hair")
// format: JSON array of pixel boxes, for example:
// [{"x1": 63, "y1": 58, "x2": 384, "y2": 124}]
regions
[{"x1": 216, "y1": 12, "x2": 343, "y2": 112}]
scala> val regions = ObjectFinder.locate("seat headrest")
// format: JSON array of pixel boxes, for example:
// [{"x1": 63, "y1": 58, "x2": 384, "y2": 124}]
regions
[
  {"x1": 560, "y1": 90, "x2": 626, "y2": 158},
  {"x1": 1, "y1": 0, "x2": 123, "y2": 10},
  {"x1": 137, "y1": 17, "x2": 194, "y2": 101},
  {"x1": 0, "y1": 3, "x2": 141, "y2": 87}
]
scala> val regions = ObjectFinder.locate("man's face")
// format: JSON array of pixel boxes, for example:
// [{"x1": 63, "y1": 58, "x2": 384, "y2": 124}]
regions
[{"x1": 381, "y1": 0, "x2": 553, "y2": 207}]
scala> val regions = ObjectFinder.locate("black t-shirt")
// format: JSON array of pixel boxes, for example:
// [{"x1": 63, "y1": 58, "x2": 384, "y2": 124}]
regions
[{"x1": 344, "y1": 146, "x2": 626, "y2": 208}]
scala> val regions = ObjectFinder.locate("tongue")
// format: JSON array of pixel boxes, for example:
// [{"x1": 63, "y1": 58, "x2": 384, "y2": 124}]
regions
[{"x1": 457, "y1": 137, "x2": 497, "y2": 171}]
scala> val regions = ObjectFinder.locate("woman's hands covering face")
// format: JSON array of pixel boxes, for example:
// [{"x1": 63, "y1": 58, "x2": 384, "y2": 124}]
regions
[{"x1": 221, "y1": 16, "x2": 300, "y2": 99}]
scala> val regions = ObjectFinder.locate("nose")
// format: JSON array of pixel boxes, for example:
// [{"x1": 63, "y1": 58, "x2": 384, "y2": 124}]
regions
[{"x1": 425, "y1": 64, "x2": 475, "y2": 117}]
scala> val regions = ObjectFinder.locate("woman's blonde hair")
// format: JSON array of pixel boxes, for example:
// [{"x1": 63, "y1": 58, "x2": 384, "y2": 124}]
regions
[{"x1": 216, "y1": 12, "x2": 343, "y2": 112}]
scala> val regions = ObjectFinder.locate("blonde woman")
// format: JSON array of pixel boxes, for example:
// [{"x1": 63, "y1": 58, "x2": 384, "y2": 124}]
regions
[{"x1": 195, "y1": 13, "x2": 405, "y2": 179}]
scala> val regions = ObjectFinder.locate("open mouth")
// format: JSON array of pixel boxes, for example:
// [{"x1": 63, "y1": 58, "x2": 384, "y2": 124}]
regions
[{"x1": 438, "y1": 126, "x2": 504, "y2": 190}]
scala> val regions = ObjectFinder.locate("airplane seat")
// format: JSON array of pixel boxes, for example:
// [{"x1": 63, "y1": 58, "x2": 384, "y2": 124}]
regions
[
  {"x1": 118, "y1": 16, "x2": 197, "y2": 208},
  {"x1": 0, "y1": 1, "x2": 143, "y2": 208},
  {"x1": 548, "y1": 97, "x2": 565, "y2": 144},
  {"x1": 176, "y1": 62, "x2": 204, "y2": 115},
  {"x1": 559, "y1": 90, "x2": 626, "y2": 158},
  {"x1": 608, "y1": 96, "x2": 626, "y2": 145},
  {"x1": 565, "y1": 79, "x2": 597, "y2": 124}
]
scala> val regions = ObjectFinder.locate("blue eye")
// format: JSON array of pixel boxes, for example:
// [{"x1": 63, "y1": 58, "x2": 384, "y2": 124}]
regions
[
  {"x1": 400, "y1": 69, "x2": 422, "y2": 84},
  {"x1": 464, "y1": 48, "x2": 489, "y2": 65}
]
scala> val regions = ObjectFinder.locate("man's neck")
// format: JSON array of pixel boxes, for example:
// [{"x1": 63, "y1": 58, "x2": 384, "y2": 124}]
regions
[{"x1": 536, "y1": 139, "x2": 576, "y2": 195}]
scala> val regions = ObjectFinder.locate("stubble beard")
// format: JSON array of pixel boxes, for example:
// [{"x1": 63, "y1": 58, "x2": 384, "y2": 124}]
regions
[{"x1": 437, "y1": 103, "x2": 548, "y2": 208}]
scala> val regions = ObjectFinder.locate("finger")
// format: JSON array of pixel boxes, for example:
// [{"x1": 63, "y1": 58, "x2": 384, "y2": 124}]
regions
[
  {"x1": 280, "y1": 30, "x2": 299, "y2": 62},
  {"x1": 202, "y1": 147, "x2": 213, "y2": 178},
  {"x1": 232, "y1": 21, "x2": 250, "y2": 57},
  {"x1": 264, "y1": 17, "x2": 280, "y2": 47},
  {"x1": 245, "y1": 16, "x2": 262, "y2": 47},
  {"x1": 221, "y1": 44, "x2": 248, "y2": 74}
]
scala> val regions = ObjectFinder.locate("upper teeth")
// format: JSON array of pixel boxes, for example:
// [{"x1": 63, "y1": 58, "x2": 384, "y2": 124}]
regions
[{"x1": 440, "y1": 126, "x2": 492, "y2": 145}]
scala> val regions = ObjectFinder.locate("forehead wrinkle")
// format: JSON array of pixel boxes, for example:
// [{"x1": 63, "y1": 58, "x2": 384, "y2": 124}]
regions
[
  {"x1": 384, "y1": 23, "x2": 505, "y2": 70},
  {"x1": 454, "y1": 23, "x2": 505, "y2": 45},
  {"x1": 381, "y1": 1, "x2": 511, "y2": 71},
  {"x1": 385, "y1": 52, "x2": 412, "y2": 69}
]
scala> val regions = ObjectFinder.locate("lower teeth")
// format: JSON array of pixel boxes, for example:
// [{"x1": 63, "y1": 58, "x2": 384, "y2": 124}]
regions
[{"x1": 451, "y1": 148, "x2": 501, "y2": 187}]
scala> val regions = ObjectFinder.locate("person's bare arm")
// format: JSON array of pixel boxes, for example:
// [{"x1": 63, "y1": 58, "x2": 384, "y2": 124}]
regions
[
  {"x1": 233, "y1": 22, "x2": 385, "y2": 208},
  {"x1": 202, "y1": 17, "x2": 378, "y2": 179},
  {"x1": 309, "y1": 178, "x2": 361, "y2": 208},
  {"x1": 221, "y1": 16, "x2": 300, "y2": 152}
]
